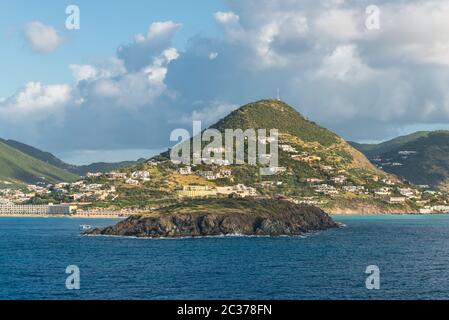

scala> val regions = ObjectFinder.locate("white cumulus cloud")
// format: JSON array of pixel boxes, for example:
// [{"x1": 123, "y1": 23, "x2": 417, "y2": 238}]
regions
[
  {"x1": 24, "y1": 21, "x2": 64, "y2": 53},
  {"x1": 0, "y1": 82, "x2": 71, "y2": 122},
  {"x1": 7, "y1": 2, "x2": 449, "y2": 155}
]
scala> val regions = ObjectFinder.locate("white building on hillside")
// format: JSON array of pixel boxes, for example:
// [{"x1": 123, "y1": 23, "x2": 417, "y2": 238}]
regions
[
  {"x1": 280, "y1": 144, "x2": 297, "y2": 153},
  {"x1": 131, "y1": 171, "x2": 150, "y2": 180},
  {"x1": 216, "y1": 184, "x2": 257, "y2": 198},
  {"x1": 179, "y1": 166, "x2": 192, "y2": 175}
]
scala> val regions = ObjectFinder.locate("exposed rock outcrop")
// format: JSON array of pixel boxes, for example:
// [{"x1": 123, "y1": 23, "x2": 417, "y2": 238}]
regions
[{"x1": 87, "y1": 199, "x2": 338, "y2": 238}]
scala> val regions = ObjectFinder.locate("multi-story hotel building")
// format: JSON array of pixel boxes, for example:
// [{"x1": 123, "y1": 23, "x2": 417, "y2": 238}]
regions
[{"x1": 0, "y1": 204, "x2": 76, "y2": 215}]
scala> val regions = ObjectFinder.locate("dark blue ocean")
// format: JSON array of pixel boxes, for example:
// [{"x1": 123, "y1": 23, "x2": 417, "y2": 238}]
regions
[{"x1": 1, "y1": 215, "x2": 449, "y2": 300}]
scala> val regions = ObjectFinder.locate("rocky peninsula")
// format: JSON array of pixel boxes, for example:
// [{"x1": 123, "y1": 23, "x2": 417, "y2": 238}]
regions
[{"x1": 87, "y1": 198, "x2": 338, "y2": 238}]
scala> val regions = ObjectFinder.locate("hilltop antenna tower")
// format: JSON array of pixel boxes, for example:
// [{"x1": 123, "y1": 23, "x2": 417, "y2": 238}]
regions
[{"x1": 276, "y1": 88, "x2": 281, "y2": 101}]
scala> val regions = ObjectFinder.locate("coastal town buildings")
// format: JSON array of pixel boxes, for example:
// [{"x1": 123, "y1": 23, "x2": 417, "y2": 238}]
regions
[
  {"x1": 315, "y1": 184, "x2": 339, "y2": 195},
  {"x1": 389, "y1": 197, "x2": 406, "y2": 204},
  {"x1": 177, "y1": 184, "x2": 257, "y2": 199},
  {"x1": 179, "y1": 166, "x2": 192, "y2": 175},
  {"x1": 216, "y1": 184, "x2": 258, "y2": 198},
  {"x1": 331, "y1": 175, "x2": 347, "y2": 184},
  {"x1": 398, "y1": 188, "x2": 421, "y2": 199},
  {"x1": 131, "y1": 171, "x2": 150, "y2": 180},
  {"x1": 374, "y1": 187, "x2": 391, "y2": 196},
  {"x1": 178, "y1": 186, "x2": 217, "y2": 198},
  {"x1": 398, "y1": 151, "x2": 418, "y2": 156},
  {"x1": 107, "y1": 172, "x2": 127, "y2": 180},
  {"x1": 382, "y1": 179, "x2": 396, "y2": 186},
  {"x1": 196, "y1": 169, "x2": 233, "y2": 180},
  {"x1": 126, "y1": 178, "x2": 140, "y2": 185},
  {"x1": 343, "y1": 186, "x2": 365, "y2": 193},
  {"x1": 280, "y1": 144, "x2": 297, "y2": 153},
  {"x1": 87, "y1": 172, "x2": 103, "y2": 178},
  {"x1": 197, "y1": 171, "x2": 218, "y2": 180},
  {"x1": 0, "y1": 204, "x2": 76, "y2": 215}
]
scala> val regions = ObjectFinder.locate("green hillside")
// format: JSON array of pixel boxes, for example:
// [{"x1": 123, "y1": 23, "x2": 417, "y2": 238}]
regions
[
  {"x1": 212, "y1": 100, "x2": 338, "y2": 146},
  {"x1": 351, "y1": 131, "x2": 449, "y2": 190},
  {"x1": 350, "y1": 131, "x2": 434, "y2": 158},
  {"x1": 0, "y1": 138, "x2": 140, "y2": 176},
  {"x1": 85, "y1": 99, "x2": 423, "y2": 214},
  {"x1": 74, "y1": 160, "x2": 144, "y2": 176},
  {"x1": 0, "y1": 141, "x2": 78, "y2": 184}
]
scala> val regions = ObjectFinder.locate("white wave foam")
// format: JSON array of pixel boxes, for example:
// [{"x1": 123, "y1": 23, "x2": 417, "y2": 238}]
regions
[{"x1": 83, "y1": 232, "x2": 314, "y2": 240}]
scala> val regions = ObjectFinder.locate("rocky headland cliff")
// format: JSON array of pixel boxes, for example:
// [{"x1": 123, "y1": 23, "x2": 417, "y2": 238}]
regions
[{"x1": 87, "y1": 198, "x2": 338, "y2": 238}]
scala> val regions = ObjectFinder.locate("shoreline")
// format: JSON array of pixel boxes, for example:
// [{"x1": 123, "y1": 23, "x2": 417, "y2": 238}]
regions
[
  {"x1": 324, "y1": 206, "x2": 419, "y2": 215},
  {"x1": 329, "y1": 212, "x2": 421, "y2": 216},
  {"x1": 1, "y1": 212, "x2": 448, "y2": 218},
  {"x1": 0, "y1": 214, "x2": 127, "y2": 219}
]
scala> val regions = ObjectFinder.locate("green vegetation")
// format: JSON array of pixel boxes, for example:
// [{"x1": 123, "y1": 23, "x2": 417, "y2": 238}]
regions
[
  {"x1": 212, "y1": 99, "x2": 338, "y2": 146},
  {"x1": 0, "y1": 141, "x2": 78, "y2": 184},
  {"x1": 12, "y1": 99, "x2": 437, "y2": 215},
  {"x1": 149, "y1": 197, "x2": 311, "y2": 216},
  {"x1": 83, "y1": 99, "x2": 414, "y2": 212},
  {"x1": 349, "y1": 131, "x2": 436, "y2": 158},
  {"x1": 351, "y1": 131, "x2": 449, "y2": 190},
  {"x1": 0, "y1": 138, "x2": 141, "y2": 176}
]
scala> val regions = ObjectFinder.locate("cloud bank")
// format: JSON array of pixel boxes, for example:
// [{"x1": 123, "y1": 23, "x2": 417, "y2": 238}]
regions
[{"x1": 3, "y1": 0, "x2": 449, "y2": 159}]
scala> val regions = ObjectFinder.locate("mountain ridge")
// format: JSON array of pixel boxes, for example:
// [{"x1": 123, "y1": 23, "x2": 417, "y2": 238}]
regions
[
  {"x1": 211, "y1": 99, "x2": 339, "y2": 146},
  {"x1": 8, "y1": 99, "x2": 440, "y2": 215},
  {"x1": 0, "y1": 138, "x2": 142, "y2": 179},
  {"x1": 3, "y1": 99, "x2": 441, "y2": 216},
  {"x1": 351, "y1": 130, "x2": 449, "y2": 190},
  {"x1": 349, "y1": 131, "x2": 439, "y2": 157},
  {"x1": 206, "y1": 99, "x2": 388, "y2": 178},
  {"x1": 0, "y1": 140, "x2": 78, "y2": 184},
  {"x1": 126, "y1": 99, "x2": 420, "y2": 214}
]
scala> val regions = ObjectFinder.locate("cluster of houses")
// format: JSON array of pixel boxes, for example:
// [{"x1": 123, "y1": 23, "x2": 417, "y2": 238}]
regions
[
  {"x1": 0, "y1": 179, "x2": 117, "y2": 205},
  {"x1": 197, "y1": 169, "x2": 233, "y2": 180},
  {"x1": 314, "y1": 184, "x2": 339, "y2": 195},
  {"x1": 419, "y1": 205, "x2": 449, "y2": 214},
  {"x1": 292, "y1": 153, "x2": 322, "y2": 163},
  {"x1": 398, "y1": 151, "x2": 418, "y2": 156},
  {"x1": 178, "y1": 184, "x2": 258, "y2": 199},
  {"x1": 372, "y1": 187, "x2": 423, "y2": 203},
  {"x1": 178, "y1": 166, "x2": 233, "y2": 180},
  {"x1": 371, "y1": 150, "x2": 419, "y2": 169},
  {"x1": 69, "y1": 183, "x2": 116, "y2": 202},
  {"x1": 176, "y1": 164, "x2": 259, "y2": 198},
  {"x1": 0, "y1": 163, "x2": 164, "y2": 207},
  {"x1": 303, "y1": 173, "x2": 433, "y2": 205},
  {"x1": 279, "y1": 144, "x2": 297, "y2": 153},
  {"x1": 125, "y1": 171, "x2": 151, "y2": 185},
  {"x1": 279, "y1": 141, "x2": 330, "y2": 164},
  {"x1": 257, "y1": 181, "x2": 284, "y2": 189},
  {"x1": 0, "y1": 182, "x2": 75, "y2": 205},
  {"x1": 3, "y1": 144, "x2": 449, "y2": 214},
  {"x1": 0, "y1": 188, "x2": 34, "y2": 204},
  {"x1": 169, "y1": 141, "x2": 446, "y2": 209},
  {"x1": 278, "y1": 142, "x2": 324, "y2": 164},
  {"x1": 342, "y1": 186, "x2": 366, "y2": 193},
  {"x1": 89, "y1": 170, "x2": 152, "y2": 186}
]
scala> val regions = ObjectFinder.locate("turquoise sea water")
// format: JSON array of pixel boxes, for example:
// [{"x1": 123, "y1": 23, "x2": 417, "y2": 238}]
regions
[{"x1": 1, "y1": 215, "x2": 449, "y2": 300}]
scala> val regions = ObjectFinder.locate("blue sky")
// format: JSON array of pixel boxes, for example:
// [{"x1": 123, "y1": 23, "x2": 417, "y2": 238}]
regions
[
  {"x1": 2, "y1": 0, "x2": 449, "y2": 165},
  {"x1": 0, "y1": 0, "x2": 225, "y2": 97}
]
